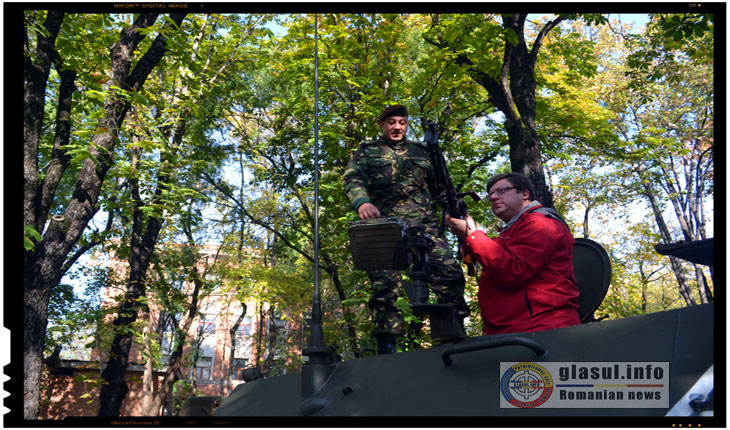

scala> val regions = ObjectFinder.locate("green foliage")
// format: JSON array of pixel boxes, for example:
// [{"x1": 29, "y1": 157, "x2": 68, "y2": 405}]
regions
[
  {"x1": 44, "y1": 263, "x2": 118, "y2": 360},
  {"x1": 625, "y1": 13, "x2": 713, "y2": 95},
  {"x1": 24, "y1": 226, "x2": 43, "y2": 251},
  {"x1": 596, "y1": 220, "x2": 688, "y2": 319},
  {"x1": 172, "y1": 379, "x2": 196, "y2": 414}
]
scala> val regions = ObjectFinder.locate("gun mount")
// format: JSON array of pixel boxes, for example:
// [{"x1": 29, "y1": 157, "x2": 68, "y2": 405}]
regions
[{"x1": 348, "y1": 217, "x2": 466, "y2": 342}]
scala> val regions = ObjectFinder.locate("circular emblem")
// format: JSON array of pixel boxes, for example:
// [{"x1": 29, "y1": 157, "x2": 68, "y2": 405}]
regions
[{"x1": 500, "y1": 362, "x2": 554, "y2": 408}]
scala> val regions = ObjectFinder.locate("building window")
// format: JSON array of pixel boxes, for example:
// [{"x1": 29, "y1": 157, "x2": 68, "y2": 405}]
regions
[
  {"x1": 195, "y1": 356, "x2": 213, "y2": 380},
  {"x1": 230, "y1": 358, "x2": 248, "y2": 380},
  {"x1": 198, "y1": 314, "x2": 216, "y2": 336},
  {"x1": 240, "y1": 316, "x2": 252, "y2": 336},
  {"x1": 159, "y1": 312, "x2": 180, "y2": 362}
]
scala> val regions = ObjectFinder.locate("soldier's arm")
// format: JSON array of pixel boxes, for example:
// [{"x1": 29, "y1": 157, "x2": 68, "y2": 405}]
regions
[{"x1": 343, "y1": 149, "x2": 373, "y2": 212}]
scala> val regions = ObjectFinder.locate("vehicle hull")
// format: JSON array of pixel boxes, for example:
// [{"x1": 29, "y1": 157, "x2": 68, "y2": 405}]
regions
[{"x1": 213, "y1": 303, "x2": 714, "y2": 417}]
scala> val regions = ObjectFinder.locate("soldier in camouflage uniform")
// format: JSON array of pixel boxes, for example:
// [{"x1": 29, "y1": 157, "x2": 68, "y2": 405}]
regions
[{"x1": 343, "y1": 105, "x2": 470, "y2": 355}]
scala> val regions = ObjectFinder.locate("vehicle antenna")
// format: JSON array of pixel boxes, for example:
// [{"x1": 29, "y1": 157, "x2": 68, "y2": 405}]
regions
[{"x1": 300, "y1": 13, "x2": 336, "y2": 401}]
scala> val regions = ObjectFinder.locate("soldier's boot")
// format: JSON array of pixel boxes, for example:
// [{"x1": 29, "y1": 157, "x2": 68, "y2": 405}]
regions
[{"x1": 376, "y1": 334, "x2": 397, "y2": 355}]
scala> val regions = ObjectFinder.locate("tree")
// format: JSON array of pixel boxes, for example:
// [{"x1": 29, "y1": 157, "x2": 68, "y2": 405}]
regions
[
  {"x1": 550, "y1": 157, "x2": 629, "y2": 239},
  {"x1": 423, "y1": 13, "x2": 610, "y2": 208},
  {"x1": 97, "y1": 13, "x2": 272, "y2": 415},
  {"x1": 201, "y1": 13, "x2": 367, "y2": 357},
  {"x1": 139, "y1": 224, "x2": 217, "y2": 416},
  {"x1": 225, "y1": 301, "x2": 247, "y2": 395},
  {"x1": 598, "y1": 220, "x2": 684, "y2": 318},
  {"x1": 543, "y1": 13, "x2": 714, "y2": 310},
  {"x1": 544, "y1": 18, "x2": 640, "y2": 240},
  {"x1": 604, "y1": 13, "x2": 714, "y2": 306},
  {"x1": 23, "y1": 11, "x2": 186, "y2": 419}
]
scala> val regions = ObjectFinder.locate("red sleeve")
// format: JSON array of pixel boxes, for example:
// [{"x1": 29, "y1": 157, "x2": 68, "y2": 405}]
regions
[{"x1": 463, "y1": 215, "x2": 560, "y2": 287}]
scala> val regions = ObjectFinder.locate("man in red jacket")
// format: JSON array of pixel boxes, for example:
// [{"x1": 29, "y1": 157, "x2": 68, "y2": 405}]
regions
[{"x1": 445, "y1": 172, "x2": 580, "y2": 335}]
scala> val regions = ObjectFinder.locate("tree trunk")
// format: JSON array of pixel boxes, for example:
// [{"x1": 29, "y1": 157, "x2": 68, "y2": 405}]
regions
[
  {"x1": 448, "y1": 13, "x2": 561, "y2": 208},
  {"x1": 98, "y1": 117, "x2": 183, "y2": 416},
  {"x1": 23, "y1": 12, "x2": 176, "y2": 420},
  {"x1": 37, "y1": 66, "x2": 77, "y2": 232},
  {"x1": 142, "y1": 262, "x2": 203, "y2": 416},
  {"x1": 582, "y1": 206, "x2": 592, "y2": 239},
  {"x1": 638, "y1": 262, "x2": 648, "y2": 313},
  {"x1": 92, "y1": 14, "x2": 187, "y2": 416},
  {"x1": 255, "y1": 301, "x2": 265, "y2": 369},
  {"x1": 143, "y1": 218, "x2": 222, "y2": 415},
  {"x1": 140, "y1": 314, "x2": 155, "y2": 414},
  {"x1": 225, "y1": 303, "x2": 247, "y2": 395},
  {"x1": 97, "y1": 203, "x2": 163, "y2": 416},
  {"x1": 694, "y1": 265, "x2": 713, "y2": 304},
  {"x1": 23, "y1": 10, "x2": 66, "y2": 420},
  {"x1": 662, "y1": 172, "x2": 712, "y2": 304},
  {"x1": 641, "y1": 180, "x2": 697, "y2": 307},
  {"x1": 322, "y1": 255, "x2": 362, "y2": 358},
  {"x1": 24, "y1": 10, "x2": 65, "y2": 230},
  {"x1": 261, "y1": 306, "x2": 279, "y2": 378}
]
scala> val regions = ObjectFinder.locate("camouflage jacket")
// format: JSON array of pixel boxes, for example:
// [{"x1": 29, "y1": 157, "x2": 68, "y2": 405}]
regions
[{"x1": 343, "y1": 136, "x2": 446, "y2": 223}]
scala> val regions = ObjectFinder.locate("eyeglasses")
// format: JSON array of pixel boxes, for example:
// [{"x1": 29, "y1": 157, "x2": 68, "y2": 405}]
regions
[{"x1": 488, "y1": 186, "x2": 516, "y2": 198}]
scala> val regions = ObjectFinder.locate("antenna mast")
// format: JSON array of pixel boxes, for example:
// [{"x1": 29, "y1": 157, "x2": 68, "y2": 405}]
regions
[{"x1": 300, "y1": 13, "x2": 336, "y2": 402}]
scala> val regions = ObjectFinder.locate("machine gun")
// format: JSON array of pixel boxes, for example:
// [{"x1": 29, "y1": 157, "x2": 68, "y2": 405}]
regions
[
  {"x1": 348, "y1": 217, "x2": 467, "y2": 342},
  {"x1": 423, "y1": 120, "x2": 481, "y2": 274}
]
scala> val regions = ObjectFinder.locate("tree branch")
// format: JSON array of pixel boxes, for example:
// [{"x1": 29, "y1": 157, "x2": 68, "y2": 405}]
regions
[{"x1": 24, "y1": 10, "x2": 66, "y2": 230}]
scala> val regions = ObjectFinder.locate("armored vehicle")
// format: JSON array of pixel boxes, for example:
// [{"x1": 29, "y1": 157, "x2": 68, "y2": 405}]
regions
[{"x1": 180, "y1": 235, "x2": 717, "y2": 424}]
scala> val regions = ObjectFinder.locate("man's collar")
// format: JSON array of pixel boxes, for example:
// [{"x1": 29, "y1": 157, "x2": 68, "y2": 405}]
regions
[{"x1": 500, "y1": 201, "x2": 541, "y2": 232}]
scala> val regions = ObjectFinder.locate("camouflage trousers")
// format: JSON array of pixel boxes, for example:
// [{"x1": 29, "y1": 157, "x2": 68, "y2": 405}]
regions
[{"x1": 367, "y1": 229, "x2": 470, "y2": 336}]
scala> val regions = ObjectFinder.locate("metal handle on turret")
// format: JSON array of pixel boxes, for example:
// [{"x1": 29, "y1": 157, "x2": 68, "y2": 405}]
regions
[{"x1": 441, "y1": 337, "x2": 548, "y2": 366}]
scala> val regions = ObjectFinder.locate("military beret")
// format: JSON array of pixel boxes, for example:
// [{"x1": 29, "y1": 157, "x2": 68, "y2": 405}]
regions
[{"x1": 379, "y1": 104, "x2": 408, "y2": 121}]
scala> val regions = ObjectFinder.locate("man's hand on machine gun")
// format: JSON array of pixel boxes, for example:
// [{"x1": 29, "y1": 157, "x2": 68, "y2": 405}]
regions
[{"x1": 445, "y1": 214, "x2": 477, "y2": 241}]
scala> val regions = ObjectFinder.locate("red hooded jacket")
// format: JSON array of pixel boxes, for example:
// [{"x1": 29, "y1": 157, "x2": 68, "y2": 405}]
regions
[{"x1": 464, "y1": 204, "x2": 580, "y2": 335}]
